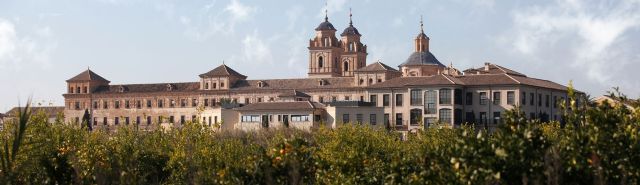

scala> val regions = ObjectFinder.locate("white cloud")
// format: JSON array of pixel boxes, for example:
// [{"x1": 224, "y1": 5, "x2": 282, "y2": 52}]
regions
[
  {"x1": 0, "y1": 18, "x2": 55, "y2": 71},
  {"x1": 225, "y1": 0, "x2": 255, "y2": 21},
  {"x1": 181, "y1": 0, "x2": 257, "y2": 41},
  {"x1": 317, "y1": 0, "x2": 347, "y2": 19},
  {"x1": 505, "y1": 0, "x2": 640, "y2": 84},
  {"x1": 241, "y1": 31, "x2": 273, "y2": 64}
]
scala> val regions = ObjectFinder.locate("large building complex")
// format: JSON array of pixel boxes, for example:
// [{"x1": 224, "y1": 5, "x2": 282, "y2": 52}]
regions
[{"x1": 63, "y1": 13, "x2": 569, "y2": 132}]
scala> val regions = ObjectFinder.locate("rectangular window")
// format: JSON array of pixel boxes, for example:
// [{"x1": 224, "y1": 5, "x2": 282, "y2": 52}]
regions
[
  {"x1": 530, "y1": 93, "x2": 534, "y2": 105},
  {"x1": 480, "y1": 112, "x2": 487, "y2": 124},
  {"x1": 115, "y1": 100, "x2": 120, "y2": 109},
  {"x1": 342, "y1": 114, "x2": 350, "y2": 123},
  {"x1": 103, "y1": 117, "x2": 107, "y2": 125},
  {"x1": 169, "y1": 116, "x2": 174, "y2": 123},
  {"x1": 319, "y1": 97, "x2": 324, "y2": 103},
  {"x1": 146, "y1": 100, "x2": 152, "y2": 108},
  {"x1": 180, "y1": 115, "x2": 185, "y2": 124},
  {"x1": 370, "y1": 95, "x2": 378, "y2": 106},
  {"x1": 291, "y1": 115, "x2": 310, "y2": 122},
  {"x1": 493, "y1": 92, "x2": 501, "y2": 105},
  {"x1": 170, "y1": 99, "x2": 175, "y2": 107},
  {"x1": 257, "y1": 97, "x2": 263, "y2": 102},
  {"x1": 384, "y1": 114, "x2": 390, "y2": 126},
  {"x1": 158, "y1": 99, "x2": 164, "y2": 108},
  {"x1": 93, "y1": 117, "x2": 97, "y2": 125},
  {"x1": 211, "y1": 99, "x2": 217, "y2": 106},
  {"x1": 383, "y1": 94, "x2": 390, "y2": 106},
  {"x1": 395, "y1": 113, "x2": 403, "y2": 126},
  {"x1": 553, "y1": 96, "x2": 558, "y2": 108},
  {"x1": 204, "y1": 99, "x2": 209, "y2": 107},
  {"x1": 454, "y1": 109, "x2": 462, "y2": 125},
  {"x1": 465, "y1": 112, "x2": 475, "y2": 123},
  {"x1": 136, "y1": 100, "x2": 141, "y2": 109},
  {"x1": 454, "y1": 89, "x2": 463, "y2": 105},
  {"x1": 395, "y1": 94, "x2": 403, "y2": 106},
  {"x1": 332, "y1": 96, "x2": 337, "y2": 102},
  {"x1": 439, "y1": 109, "x2": 452, "y2": 124},
  {"x1": 465, "y1": 92, "x2": 473, "y2": 105},
  {"x1": 538, "y1": 94, "x2": 542, "y2": 106},
  {"x1": 370, "y1": 114, "x2": 377, "y2": 125},
  {"x1": 439, "y1": 89, "x2": 452, "y2": 104},
  {"x1": 75, "y1": 102, "x2": 80, "y2": 110},
  {"x1": 521, "y1": 92, "x2": 526, "y2": 105},
  {"x1": 493, "y1": 112, "x2": 501, "y2": 124},
  {"x1": 125, "y1": 117, "x2": 130, "y2": 125},
  {"x1": 245, "y1": 98, "x2": 250, "y2": 104},
  {"x1": 147, "y1": 116, "x2": 152, "y2": 125},
  {"x1": 136, "y1": 116, "x2": 140, "y2": 125},
  {"x1": 241, "y1": 115, "x2": 261, "y2": 122},
  {"x1": 192, "y1": 98, "x2": 197, "y2": 107},
  {"x1": 125, "y1": 100, "x2": 130, "y2": 109},
  {"x1": 507, "y1": 91, "x2": 515, "y2": 105},
  {"x1": 93, "y1": 101, "x2": 98, "y2": 109},
  {"x1": 479, "y1": 92, "x2": 488, "y2": 105},
  {"x1": 103, "y1": 101, "x2": 108, "y2": 109},
  {"x1": 356, "y1": 114, "x2": 363, "y2": 124},
  {"x1": 181, "y1": 99, "x2": 186, "y2": 107},
  {"x1": 344, "y1": 96, "x2": 350, "y2": 101},
  {"x1": 114, "y1": 117, "x2": 119, "y2": 125},
  {"x1": 410, "y1": 89, "x2": 422, "y2": 106},
  {"x1": 425, "y1": 90, "x2": 437, "y2": 114},
  {"x1": 545, "y1": 95, "x2": 550, "y2": 107}
]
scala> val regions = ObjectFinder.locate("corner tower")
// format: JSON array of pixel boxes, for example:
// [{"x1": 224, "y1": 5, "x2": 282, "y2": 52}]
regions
[
  {"x1": 308, "y1": 9, "x2": 342, "y2": 78},
  {"x1": 339, "y1": 9, "x2": 367, "y2": 77}
]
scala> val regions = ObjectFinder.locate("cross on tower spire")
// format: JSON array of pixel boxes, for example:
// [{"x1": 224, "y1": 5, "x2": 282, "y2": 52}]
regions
[
  {"x1": 324, "y1": 2, "x2": 328, "y2": 22},
  {"x1": 349, "y1": 8, "x2": 353, "y2": 26},
  {"x1": 420, "y1": 15, "x2": 424, "y2": 34}
]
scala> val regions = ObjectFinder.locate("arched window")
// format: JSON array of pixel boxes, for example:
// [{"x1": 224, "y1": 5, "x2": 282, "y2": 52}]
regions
[
  {"x1": 205, "y1": 82, "x2": 209, "y2": 89},
  {"x1": 318, "y1": 56, "x2": 324, "y2": 68},
  {"x1": 76, "y1": 87, "x2": 80, "y2": 94},
  {"x1": 323, "y1": 37, "x2": 330, "y2": 47},
  {"x1": 349, "y1": 42, "x2": 355, "y2": 52},
  {"x1": 69, "y1": 87, "x2": 73, "y2": 93},
  {"x1": 359, "y1": 79, "x2": 364, "y2": 85},
  {"x1": 343, "y1": 61, "x2": 349, "y2": 71},
  {"x1": 83, "y1": 86, "x2": 88, "y2": 93},
  {"x1": 368, "y1": 78, "x2": 373, "y2": 84}
]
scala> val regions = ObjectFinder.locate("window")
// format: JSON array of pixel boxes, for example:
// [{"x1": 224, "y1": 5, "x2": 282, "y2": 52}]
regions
[
  {"x1": 147, "y1": 116, "x2": 152, "y2": 125},
  {"x1": 93, "y1": 117, "x2": 97, "y2": 125},
  {"x1": 493, "y1": 92, "x2": 501, "y2": 105},
  {"x1": 332, "y1": 96, "x2": 337, "y2": 102},
  {"x1": 76, "y1": 87, "x2": 80, "y2": 94},
  {"x1": 439, "y1": 108, "x2": 452, "y2": 124},
  {"x1": 125, "y1": 117, "x2": 130, "y2": 125},
  {"x1": 258, "y1": 97, "x2": 263, "y2": 102},
  {"x1": 342, "y1": 114, "x2": 350, "y2": 123},
  {"x1": 93, "y1": 101, "x2": 98, "y2": 109},
  {"x1": 205, "y1": 82, "x2": 209, "y2": 89},
  {"x1": 103, "y1": 101, "x2": 108, "y2": 109},
  {"x1": 136, "y1": 100, "x2": 141, "y2": 109},
  {"x1": 318, "y1": 56, "x2": 324, "y2": 67},
  {"x1": 395, "y1": 113, "x2": 403, "y2": 125},
  {"x1": 213, "y1": 83, "x2": 217, "y2": 89},
  {"x1": 538, "y1": 94, "x2": 542, "y2": 106},
  {"x1": 158, "y1": 116, "x2": 163, "y2": 123},
  {"x1": 169, "y1": 116, "x2": 174, "y2": 123},
  {"x1": 439, "y1": 89, "x2": 451, "y2": 104},
  {"x1": 220, "y1": 82, "x2": 225, "y2": 88},
  {"x1": 507, "y1": 91, "x2": 515, "y2": 105},
  {"x1": 553, "y1": 96, "x2": 558, "y2": 108},
  {"x1": 395, "y1": 94, "x2": 403, "y2": 106},
  {"x1": 69, "y1": 87, "x2": 73, "y2": 93},
  {"x1": 204, "y1": 99, "x2": 209, "y2": 107},
  {"x1": 136, "y1": 116, "x2": 140, "y2": 125},
  {"x1": 211, "y1": 99, "x2": 216, "y2": 106},
  {"x1": 545, "y1": 95, "x2": 550, "y2": 107},
  {"x1": 370, "y1": 95, "x2": 377, "y2": 106},
  {"x1": 356, "y1": 114, "x2": 363, "y2": 124},
  {"x1": 493, "y1": 112, "x2": 501, "y2": 124},
  {"x1": 343, "y1": 61, "x2": 349, "y2": 71},
  {"x1": 125, "y1": 100, "x2": 130, "y2": 109},
  {"x1": 480, "y1": 112, "x2": 487, "y2": 124},
  {"x1": 479, "y1": 92, "x2": 488, "y2": 105},
  {"x1": 454, "y1": 89, "x2": 463, "y2": 105},
  {"x1": 83, "y1": 86, "x2": 88, "y2": 93},
  {"x1": 454, "y1": 109, "x2": 463, "y2": 125},
  {"x1": 410, "y1": 89, "x2": 422, "y2": 106},
  {"x1": 465, "y1": 92, "x2": 473, "y2": 105},
  {"x1": 75, "y1": 102, "x2": 80, "y2": 110},
  {"x1": 465, "y1": 112, "x2": 475, "y2": 123},
  {"x1": 146, "y1": 100, "x2": 152, "y2": 108},
  {"x1": 241, "y1": 115, "x2": 261, "y2": 122},
  {"x1": 158, "y1": 99, "x2": 164, "y2": 108},
  {"x1": 370, "y1": 114, "x2": 377, "y2": 125},
  {"x1": 115, "y1": 100, "x2": 120, "y2": 109},
  {"x1": 530, "y1": 93, "x2": 534, "y2": 105},
  {"x1": 323, "y1": 37, "x2": 330, "y2": 47},
  {"x1": 245, "y1": 98, "x2": 250, "y2": 104},
  {"x1": 384, "y1": 114, "x2": 390, "y2": 126},
  {"x1": 319, "y1": 97, "x2": 324, "y2": 103},
  {"x1": 368, "y1": 78, "x2": 373, "y2": 84},
  {"x1": 192, "y1": 98, "x2": 198, "y2": 107},
  {"x1": 291, "y1": 115, "x2": 310, "y2": 122},
  {"x1": 114, "y1": 117, "x2": 119, "y2": 125},
  {"x1": 103, "y1": 117, "x2": 107, "y2": 125},
  {"x1": 344, "y1": 96, "x2": 350, "y2": 101},
  {"x1": 180, "y1": 115, "x2": 185, "y2": 124},
  {"x1": 181, "y1": 99, "x2": 186, "y2": 107},
  {"x1": 425, "y1": 90, "x2": 437, "y2": 114},
  {"x1": 383, "y1": 94, "x2": 390, "y2": 106},
  {"x1": 521, "y1": 92, "x2": 526, "y2": 105}
]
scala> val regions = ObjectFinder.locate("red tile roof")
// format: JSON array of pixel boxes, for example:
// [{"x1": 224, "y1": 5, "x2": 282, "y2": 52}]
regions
[
  {"x1": 199, "y1": 64, "x2": 247, "y2": 79},
  {"x1": 67, "y1": 69, "x2": 110, "y2": 82},
  {"x1": 234, "y1": 101, "x2": 325, "y2": 111}
]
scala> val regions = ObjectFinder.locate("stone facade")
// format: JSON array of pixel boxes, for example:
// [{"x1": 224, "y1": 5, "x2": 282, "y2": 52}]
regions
[{"x1": 63, "y1": 14, "x2": 571, "y2": 132}]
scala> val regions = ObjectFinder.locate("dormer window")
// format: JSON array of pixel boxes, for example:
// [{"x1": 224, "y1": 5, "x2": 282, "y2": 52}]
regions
[
  {"x1": 117, "y1": 85, "x2": 127, "y2": 93},
  {"x1": 166, "y1": 84, "x2": 174, "y2": 91},
  {"x1": 318, "y1": 79, "x2": 327, "y2": 86},
  {"x1": 257, "y1": 81, "x2": 266, "y2": 88}
]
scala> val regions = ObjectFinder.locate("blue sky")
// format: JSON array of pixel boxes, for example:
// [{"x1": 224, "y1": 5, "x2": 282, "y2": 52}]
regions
[{"x1": 1, "y1": 0, "x2": 639, "y2": 111}]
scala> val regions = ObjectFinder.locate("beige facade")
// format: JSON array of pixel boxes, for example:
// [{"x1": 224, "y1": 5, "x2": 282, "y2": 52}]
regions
[{"x1": 63, "y1": 15, "x2": 571, "y2": 132}]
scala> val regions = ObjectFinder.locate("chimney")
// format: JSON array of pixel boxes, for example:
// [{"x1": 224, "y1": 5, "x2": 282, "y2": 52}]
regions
[{"x1": 484, "y1": 62, "x2": 490, "y2": 71}]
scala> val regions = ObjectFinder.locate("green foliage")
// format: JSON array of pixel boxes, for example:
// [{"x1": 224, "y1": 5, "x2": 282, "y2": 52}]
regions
[{"x1": 0, "y1": 86, "x2": 639, "y2": 184}]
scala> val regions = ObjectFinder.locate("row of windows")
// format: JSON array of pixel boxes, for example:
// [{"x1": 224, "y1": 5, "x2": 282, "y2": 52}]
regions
[
  {"x1": 342, "y1": 114, "x2": 378, "y2": 125},
  {"x1": 85, "y1": 115, "x2": 219, "y2": 126},
  {"x1": 68, "y1": 86, "x2": 89, "y2": 94},
  {"x1": 240, "y1": 114, "x2": 311, "y2": 123},
  {"x1": 202, "y1": 81, "x2": 225, "y2": 90}
]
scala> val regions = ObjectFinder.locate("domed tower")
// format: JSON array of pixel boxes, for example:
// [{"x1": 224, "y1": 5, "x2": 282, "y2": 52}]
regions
[
  {"x1": 308, "y1": 9, "x2": 342, "y2": 78},
  {"x1": 339, "y1": 9, "x2": 367, "y2": 77},
  {"x1": 399, "y1": 17, "x2": 445, "y2": 77}
]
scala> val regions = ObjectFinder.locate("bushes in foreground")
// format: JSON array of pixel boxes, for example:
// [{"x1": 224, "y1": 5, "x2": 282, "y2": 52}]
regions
[{"x1": 1, "y1": 94, "x2": 639, "y2": 184}]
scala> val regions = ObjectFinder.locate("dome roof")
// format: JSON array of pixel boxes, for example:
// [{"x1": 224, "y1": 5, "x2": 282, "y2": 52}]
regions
[
  {"x1": 340, "y1": 25, "x2": 361, "y2": 36},
  {"x1": 315, "y1": 20, "x2": 336, "y2": 31},
  {"x1": 416, "y1": 32, "x2": 428, "y2": 39},
  {"x1": 399, "y1": 51, "x2": 445, "y2": 67}
]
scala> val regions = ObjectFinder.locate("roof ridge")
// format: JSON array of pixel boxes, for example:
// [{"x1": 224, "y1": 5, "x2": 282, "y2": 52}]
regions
[{"x1": 504, "y1": 74, "x2": 521, "y2": 84}]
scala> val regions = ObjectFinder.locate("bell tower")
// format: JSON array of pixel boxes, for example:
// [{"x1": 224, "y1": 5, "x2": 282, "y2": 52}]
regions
[
  {"x1": 308, "y1": 9, "x2": 342, "y2": 78},
  {"x1": 339, "y1": 8, "x2": 367, "y2": 77},
  {"x1": 415, "y1": 16, "x2": 429, "y2": 52}
]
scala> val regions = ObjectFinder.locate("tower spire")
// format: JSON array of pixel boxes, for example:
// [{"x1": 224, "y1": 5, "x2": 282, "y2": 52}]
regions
[
  {"x1": 349, "y1": 8, "x2": 353, "y2": 26},
  {"x1": 420, "y1": 15, "x2": 424, "y2": 34},
  {"x1": 324, "y1": 2, "x2": 328, "y2": 22}
]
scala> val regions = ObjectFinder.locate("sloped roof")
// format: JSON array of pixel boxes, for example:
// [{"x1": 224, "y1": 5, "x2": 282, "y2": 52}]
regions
[
  {"x1": 315, "y1": 20, "x2": 336, "y2": 31},
  {"x1": 463, "y1": 63, "x2": 526, "y2": 77},
  {"x1": 5, "y1": 106, "x2": 65, "y2": 118},
  {"x1": 93, "y1": 82, "x2": 200, "y2": 94},
  {"x1": 67, "y1": 69, "x2": 110, "y2": 82},
  {"x1": 233, "y1": 77, "x2": 355, "y2": 91},
  {"x1": 369, "y1": 74, "x2": 461, "y2": 88},
  {"x1": 399, "y1": 51, "x2": 445, "y2": 67},
  {"x1": 341, "y1": 25, "x2": 361, "y2": 36},
  {"x1": 199, "y1": 65, "x2": 247, "y2": 79},
  {"x1": 234, "y1": 101, "x2": 325, "y2": 111},
  {"x1": 278, "y1": 90, "x2": 311, "y2": 98},
  {"x1": 356, "y1": 62, "x2": 399, "y2": 72}
]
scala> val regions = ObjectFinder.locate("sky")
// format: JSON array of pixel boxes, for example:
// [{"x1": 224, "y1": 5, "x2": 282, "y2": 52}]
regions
[{"x1": 1, "y1": 0, "x2": 639, "y2": 111}]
